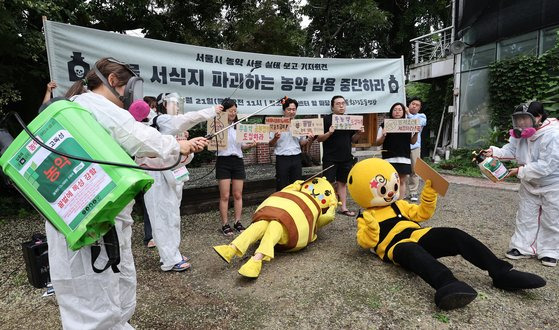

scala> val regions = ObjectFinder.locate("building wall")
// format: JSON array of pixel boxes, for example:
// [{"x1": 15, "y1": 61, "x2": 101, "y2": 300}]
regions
[{"x1": 458, "y1": 24, "x2": 559, "y2": 147}]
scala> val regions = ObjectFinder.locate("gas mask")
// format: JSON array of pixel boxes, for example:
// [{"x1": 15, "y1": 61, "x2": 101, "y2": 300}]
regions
[
  {"x1": 93, "y1": 58, "x2": 144, "y2": 110},
  {"x1": 509, "y1": 103, "x2": 537, "y2": 139}
]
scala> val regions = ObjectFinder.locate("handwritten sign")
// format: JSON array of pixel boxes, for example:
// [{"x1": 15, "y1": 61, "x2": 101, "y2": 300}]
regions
[
  {"x1": 290, "y1": 118, "x2": 324, "y2": 137},
  {"x1": 236, "y1": 124, "x2": 270, "y2": 143},
  {"x1": 383, "y1": 119, "x2": 421, "y2": 133},
  {"x1": 207, "y1": 112, "x2": 228, "y2": 151},
  {"x1": 265, "y1": 117, "x2": 291, "y2": 133},
  {"x1": 332, "y1": 114, "x2": 363, "y2": 130}
]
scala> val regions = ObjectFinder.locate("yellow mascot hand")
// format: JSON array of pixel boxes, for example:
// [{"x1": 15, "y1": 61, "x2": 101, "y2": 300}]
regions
[
  {"x1": 284, "y1": 180, "x2": 304, "y2": 192},
  {"x1": 420, "y1": 179, "x2": 437, "y2": 203},
  {"x1": 356, "y1": 211, "x2": 380, "y2": 249}
]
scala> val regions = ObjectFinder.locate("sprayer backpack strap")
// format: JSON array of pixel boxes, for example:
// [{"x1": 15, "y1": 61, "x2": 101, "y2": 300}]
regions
[
  {"x1": 90, "y1": 226, "x2": 121, "y2": 273},
  {"x1": 150, "y1": 114, "x2": 161, "y2": 131}
]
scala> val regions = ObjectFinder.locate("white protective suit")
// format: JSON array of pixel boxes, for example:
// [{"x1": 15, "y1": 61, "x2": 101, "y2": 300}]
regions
[
  {"x1": 139, "y1": 107, "x2": 217, "y2": 271},
  {"x1": 490, "y1": 118, "x2": 559, "y2": 259},
  {"x1": 46, "y1": 92, "x2": 181, "y2": 330}
]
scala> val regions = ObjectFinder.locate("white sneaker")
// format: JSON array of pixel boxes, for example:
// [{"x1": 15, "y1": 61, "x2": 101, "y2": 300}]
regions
[
  {"x1": 540, "y1": 257, "x2": 557, "y2": 267},
  {"x1": 410, "y1": 194, "x2": 419, "y2": 202}
]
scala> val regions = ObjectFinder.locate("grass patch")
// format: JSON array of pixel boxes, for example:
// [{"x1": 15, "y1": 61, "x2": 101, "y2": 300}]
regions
[{"x1": 433, "y1": 312, "x2": 450, "y2": 323}]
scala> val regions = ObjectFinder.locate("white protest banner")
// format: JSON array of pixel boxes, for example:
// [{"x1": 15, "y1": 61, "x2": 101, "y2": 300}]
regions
[
  {"x1": 265, "y1": 117, "x2": 291, "y2": 133},
  {"x1": 44, "y1": 20, "x2": 405, "y2": 115},
  {"x1": 207, "y1": 112, "x2": 228, "y2": 151},
  {"x1": 236, "y1": 124, "x2": 270, "y2": 143},
  {"x1": 383, "y1": 119, "x2": 422, "y2": 133},
  {"x1": 290, "y1": 118, "x2": 324, "y2": 137},
  {"x1": 332, "y1": 114, "x2": 363, "y2": 130}
]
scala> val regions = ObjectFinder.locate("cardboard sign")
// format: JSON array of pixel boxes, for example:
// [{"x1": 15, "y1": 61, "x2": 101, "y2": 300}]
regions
[
  {"x1": 207, "y1": 112, "x2": 228, "y2": 151},
  {"x1": 265, "y1": 117, "x2": 291, "y2": 133},
  {"x1": 236, "y1": 124, "x2": 270, "y2": 143},
  {"x1": 332, "y1": 114, "x2": 363, "y2": 130},
  {"x1": 383, "y1": 118, "x2": 421, "y2": 133},
  {"x1": 290, "y1": 118, "x2": 324, "y2": 137},
  {"x1": 414, "y1": 158, "x2": 449, "y2": 197}
]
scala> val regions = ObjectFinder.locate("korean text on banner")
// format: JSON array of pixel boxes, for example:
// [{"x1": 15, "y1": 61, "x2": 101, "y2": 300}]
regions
[{"x1": 44, "y1": 20, "x2": 405, "y2": 116}]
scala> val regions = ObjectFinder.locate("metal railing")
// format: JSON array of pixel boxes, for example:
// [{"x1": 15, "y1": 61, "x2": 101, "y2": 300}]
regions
[{"x1": 410, "y1": 26, "x2": 454, "y2": 65}]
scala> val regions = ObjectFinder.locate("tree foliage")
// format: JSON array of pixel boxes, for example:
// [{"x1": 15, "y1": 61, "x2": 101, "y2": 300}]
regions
[
  {"x1": 488, "y1": 37, "x2": 559, "y2": 137},
  {"x1": 0, "y1": 0, "x2": 449, "y2": 120}
]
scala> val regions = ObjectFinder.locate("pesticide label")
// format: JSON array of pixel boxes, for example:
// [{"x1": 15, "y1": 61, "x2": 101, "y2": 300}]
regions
[
  {"x1": 172, "y1": 166, "x2": 190, "y2": 182},
  {"x1": 8, "y1": 119, "x2": 115, "y2": 230},
  {"x1": 479, "y1": 157, "x2": 509, "y2": 183}
]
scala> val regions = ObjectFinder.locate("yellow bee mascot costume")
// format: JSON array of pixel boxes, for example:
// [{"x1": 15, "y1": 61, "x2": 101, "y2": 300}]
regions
[
  {"x1": 214, "y1": 177, "x2": 338, "y2": 278},
  {"x1": 348, "y1": 158, "x2": 545, "y2": 310}
]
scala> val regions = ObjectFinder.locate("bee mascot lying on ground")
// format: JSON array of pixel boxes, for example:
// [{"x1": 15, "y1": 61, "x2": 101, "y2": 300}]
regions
[
  {"x1": 213, "y1": 177, "x2": 338, "y2": 278},
  {"x1": 347, "y1": 158, "x2": 546, "y2": 310}
]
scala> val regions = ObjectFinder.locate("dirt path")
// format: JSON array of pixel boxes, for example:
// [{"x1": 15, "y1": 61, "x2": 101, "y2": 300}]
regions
[{"x1": 0, "y1": 181, "x2": 556, "y2": 329}]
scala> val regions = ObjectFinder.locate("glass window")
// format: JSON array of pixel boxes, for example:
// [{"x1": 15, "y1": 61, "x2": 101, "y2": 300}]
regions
[
  {"x1": 498, "y1": 31, "x2": 538, "y2": 60},
  {"x1": 458, "y1": 68, "x2": 492, "y2": 148},
  {"x1": 461, "y1": 43, "x2": 496, "y2": 71},
  {"x1": 540, "y1": 26, "x2": 559, "y2": 54}
]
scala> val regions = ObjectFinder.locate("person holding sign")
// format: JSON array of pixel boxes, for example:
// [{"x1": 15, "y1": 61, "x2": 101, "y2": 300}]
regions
[
  {"x1": 348, "y1": 158, "x2": 546, "y2": 310},
  {"x1": 375, "y1": 102, "x2": 418, "y2": 200},
  {"x1": 216, "y1": 99, "x2": 257, "y2": 236},
  {"x1": 316, "y1": 95, "x2": 364, "y2": 217},
  {"x1": 53, "y1": 58, "x2": 206, "y2": 329},
  {"x1": 406, "y1": 97, "x2": 427, "y2": 202},
  {"x1": 269, "y1": 98, "x2": 314, "y2": 191}
]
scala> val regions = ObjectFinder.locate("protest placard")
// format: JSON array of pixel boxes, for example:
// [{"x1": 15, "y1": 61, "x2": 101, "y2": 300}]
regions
[
  {"x1": 383, "y1": 118, "x2": 421, "y2": 133},
  {"x1": 207, "y1": 112, "x2": 228, "y2": 151},
  {"x1": 265, "y1": 117, "x2": 291, "y2": 133},
  {"x1": 332, "y1": 114, "x2": 363, "y2": 130},
  {"x1": 236, "y1": 124, "x2": 270, "y2": 143},
  {"x1": 290, "y1": 118, "x2": 324, "y2": 137}
]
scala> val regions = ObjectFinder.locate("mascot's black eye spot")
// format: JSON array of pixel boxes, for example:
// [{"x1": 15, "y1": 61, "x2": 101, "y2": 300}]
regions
[
  {"x1": 312, "y1": 179, "x2": 318, "y2": 184},
  {"x1": 380, "y1": 186, "x2": 386, "y2": 195},
  {"x1": 394, "y1": 183, "x2": 399, "y2": 191},
  {"x1": 325, "y1": 190, "x2": 331, "y2": 196},
  {"x1": 348, "y1": 176, "x2": 353, "y2": 184}
]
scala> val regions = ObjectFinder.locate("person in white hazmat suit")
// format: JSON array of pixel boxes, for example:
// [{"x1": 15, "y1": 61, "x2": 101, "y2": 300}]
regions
[
  {"x1": 483, "y1": 101, "x2": 559, "y2": 267},
  {"x1": 47, "y1": 58, "x2": 208, "y2": 330},
  {"x1": 136, "y1": 93, "x2": 222, "y2": 271}
]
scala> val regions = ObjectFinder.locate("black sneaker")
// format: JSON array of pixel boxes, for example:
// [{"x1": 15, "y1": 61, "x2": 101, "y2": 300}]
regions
[
  {"x1": 540, "y1": 257, "x2": 557, "y2": 267},
  {"x1": 505, "y1": 248, "x2": 532, "y2": 260}
]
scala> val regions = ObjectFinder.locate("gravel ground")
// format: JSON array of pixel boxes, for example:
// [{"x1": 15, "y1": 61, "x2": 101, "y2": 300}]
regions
[{"x1": 0, "y1": 167, "x2": 557, "y2": 329}]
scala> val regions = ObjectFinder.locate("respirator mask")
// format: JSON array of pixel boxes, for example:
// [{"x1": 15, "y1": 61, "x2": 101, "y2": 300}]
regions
[
  {"x1": 509, "y1": 103, "x2": 537, "y2": 139},
  {"x1": 94, "y1": 57, "x2": 144, "y2": 110}
]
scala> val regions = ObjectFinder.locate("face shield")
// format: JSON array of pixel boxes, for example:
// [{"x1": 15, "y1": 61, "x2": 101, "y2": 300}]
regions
[
  {"x1": 163, "y1": 92, "x2": 184, "y2": 115},
  {"x1": 510, "y1": 104, "x2": 537, "y2": 138},
  {"x1": 94, "y1": 58, "x2": 144, "y2": 110}
]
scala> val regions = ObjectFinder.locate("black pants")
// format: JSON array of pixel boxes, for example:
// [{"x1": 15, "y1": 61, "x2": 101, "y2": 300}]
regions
[
  {"x1": 392, "y1": 227, "x2": 513, "y2": 290},
  {"x1": 275, "y1": 154, "x2": 302, "y2": 191}
]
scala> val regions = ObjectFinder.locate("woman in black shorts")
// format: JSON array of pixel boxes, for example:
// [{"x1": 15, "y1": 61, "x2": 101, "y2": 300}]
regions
[{"x1": 216, "y1": 99, "x2": 257, "y2": 236}]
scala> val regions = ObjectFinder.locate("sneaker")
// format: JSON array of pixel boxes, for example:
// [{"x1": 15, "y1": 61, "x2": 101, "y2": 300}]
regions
[
  {"x1": 409, "y1": 194, "x2": 419, "y2": 202},
  {"x1": 505, "y1": 248, "x2": 532, "y2": 260},
  {"x1": 540, "y1": 257, "x2": 557, "y2": 267}
]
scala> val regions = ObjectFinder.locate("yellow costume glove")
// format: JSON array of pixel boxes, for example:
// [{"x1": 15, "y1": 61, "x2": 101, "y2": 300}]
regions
[
  {"x1": 283, "y1": 180, "x2": 304, "y2": 192},
  {"x1": 356, "y1": 210, "x2": 380, "y2": 249},
  {"x1": 420, "y1": 180, "x2": 437, "y2": 204}
]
